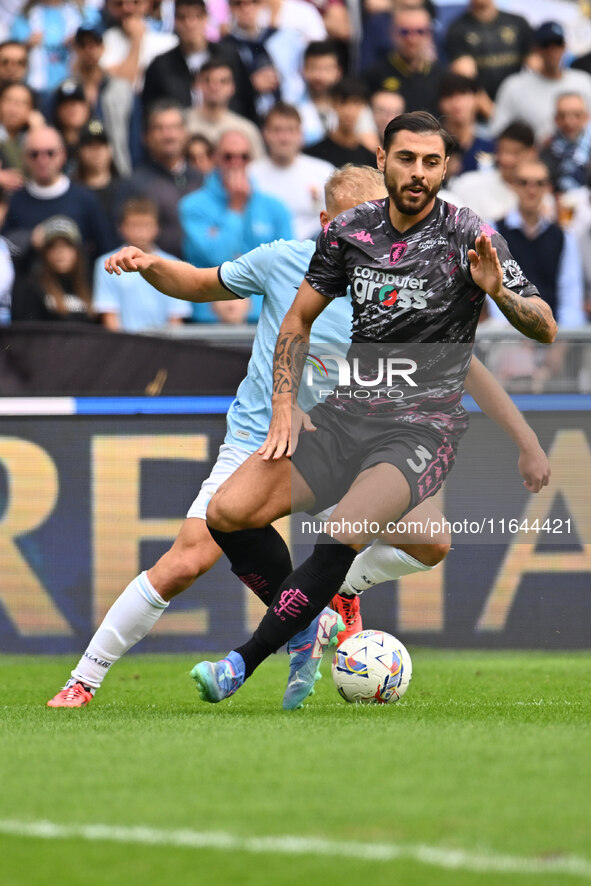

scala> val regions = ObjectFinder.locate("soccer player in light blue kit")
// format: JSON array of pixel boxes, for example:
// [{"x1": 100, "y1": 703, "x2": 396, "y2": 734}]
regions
[{"x1": 48, "y1": 164, "x2": 550, "y2": 710}]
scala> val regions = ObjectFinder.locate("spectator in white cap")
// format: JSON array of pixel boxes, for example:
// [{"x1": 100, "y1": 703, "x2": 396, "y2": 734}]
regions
[{"x1": 10, "y1": 214, "x2": 95, "y2": 322}]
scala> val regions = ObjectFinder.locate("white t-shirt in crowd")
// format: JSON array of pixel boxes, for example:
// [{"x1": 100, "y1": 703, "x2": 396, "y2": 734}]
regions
[
  {"x1": 249, "y1": 153, "x2": 335, "y2": 240},
  {"x1": 491, "y1": 68, "x2": 591, "y2": 142},
  {"x1": 100, "y1": 27, "x2": 178, "y2": 90}
]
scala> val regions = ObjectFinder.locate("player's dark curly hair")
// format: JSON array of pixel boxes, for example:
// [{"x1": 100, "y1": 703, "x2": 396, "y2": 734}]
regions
[{"x1": 383, "y1": 111, "x2": 455, "y2": 157}]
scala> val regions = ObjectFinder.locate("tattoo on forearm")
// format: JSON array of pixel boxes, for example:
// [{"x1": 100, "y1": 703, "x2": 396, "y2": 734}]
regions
[
  {"x1": 273, "y1": 332, "x2": 308, "y2": 396},
  {"x1": 493, "y1": 288, "x2": 557, "y2": 343}
]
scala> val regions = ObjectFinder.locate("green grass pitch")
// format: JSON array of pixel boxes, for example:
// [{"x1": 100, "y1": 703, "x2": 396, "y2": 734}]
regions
[{"x1": 2, "y1": 649, "x2": 591, "y2": 886}]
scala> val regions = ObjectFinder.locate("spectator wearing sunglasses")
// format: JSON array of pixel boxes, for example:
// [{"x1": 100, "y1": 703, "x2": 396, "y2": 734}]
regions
[
  {"x1": 493, "y1": 158, "x2": 585, "y2": 329},
  {"x1": 0, "y1": 40, "x2": 29, "y2": 89},
  {"x1": 2, "y1": 125, "x2": 115, "y2": 267},
  {"x1": 178, "y1": 128, "x2": 293, "y2": 323},
  {"x1": 363, "y1": 4, "x2": 442, "y2": 117}
]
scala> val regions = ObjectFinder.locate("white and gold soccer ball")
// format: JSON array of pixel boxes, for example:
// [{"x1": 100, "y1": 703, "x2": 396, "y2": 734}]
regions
[{"x1": 332, "y1": 630, "x2": 412, "y2": 704}]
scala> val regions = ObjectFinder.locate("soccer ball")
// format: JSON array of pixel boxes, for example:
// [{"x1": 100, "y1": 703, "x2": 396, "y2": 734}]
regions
[{"x1": 332, "y1": 630, "x2": 412, "y2": 704}]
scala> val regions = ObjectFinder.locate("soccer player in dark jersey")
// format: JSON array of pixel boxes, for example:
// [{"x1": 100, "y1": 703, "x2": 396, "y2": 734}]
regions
[{"x1": 193, "y1": 111, "x2": 557, "y2": 703}]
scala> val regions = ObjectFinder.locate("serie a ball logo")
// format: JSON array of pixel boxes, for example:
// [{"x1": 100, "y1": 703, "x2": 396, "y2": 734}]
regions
[{"x1": 332, "y1": 630, "x2": 412, "y2": 704}]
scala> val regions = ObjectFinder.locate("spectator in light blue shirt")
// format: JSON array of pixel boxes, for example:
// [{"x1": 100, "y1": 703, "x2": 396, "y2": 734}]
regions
[
  {"x1": 178, "y1": 128, "x2": 293, "y2": 324},
  {"x1": 10, "y1": 1, "x2": 100, "y2": 92},
  {"x1": 93, "y1": 197, "x2": 191, "y2": 331}
]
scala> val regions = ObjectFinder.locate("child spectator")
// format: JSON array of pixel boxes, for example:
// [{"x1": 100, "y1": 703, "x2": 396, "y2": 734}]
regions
[
  {"x1": 93, "y1": 197, "x2": 191, "y2": 331},
  {"x1": 10, "y1": 214, "x2": 95, "y2": 322}
]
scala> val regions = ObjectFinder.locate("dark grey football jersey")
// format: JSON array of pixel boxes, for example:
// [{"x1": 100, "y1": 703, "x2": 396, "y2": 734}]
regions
[
  {"x1": 303, "y1": 197, "x2": 539, "y2": 436},
  {"x1": 306, "y1": 197, "x2": 538, "y2": 343}
]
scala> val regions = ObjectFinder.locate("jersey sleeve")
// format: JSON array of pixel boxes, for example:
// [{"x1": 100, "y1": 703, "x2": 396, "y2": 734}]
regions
[
  {"x1": 304, "y1": 221, "x2": 350, "y2": 299},
  {"x1": 218, "y1": 241, "x2": 280, "y2": 299},
  {"x1": 455, "y1": 208, "x2": 540, "y2": 299}
]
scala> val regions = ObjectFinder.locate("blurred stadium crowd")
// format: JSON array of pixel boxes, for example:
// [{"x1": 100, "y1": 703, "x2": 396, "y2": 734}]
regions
[{"x1": 1, "y1": 0, "x2": 591, "y2": 361}]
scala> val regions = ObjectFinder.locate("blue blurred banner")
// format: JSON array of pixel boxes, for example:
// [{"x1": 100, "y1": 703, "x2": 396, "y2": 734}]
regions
[{"x1": 1, "y1": 404, "x2": 590, "y2": 652}]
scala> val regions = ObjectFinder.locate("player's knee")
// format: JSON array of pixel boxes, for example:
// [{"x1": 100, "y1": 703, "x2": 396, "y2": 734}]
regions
[
  {"x1": 327, "y1": 530, "x2": 365, "y2": 550},
  {"x1": 422, "y1": 540, "x2": 451, "y2": 567},
  {"x1": 207, "y1": 493, "x2": 262, "y2": 533}
]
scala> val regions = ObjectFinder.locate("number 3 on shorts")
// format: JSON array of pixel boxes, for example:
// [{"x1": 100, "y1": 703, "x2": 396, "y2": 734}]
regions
[{"x1": 406, "y1": 444, "x2": 432, "y2": 473}]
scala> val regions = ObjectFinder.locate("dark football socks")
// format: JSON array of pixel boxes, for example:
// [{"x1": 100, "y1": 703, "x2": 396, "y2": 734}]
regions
[
  {"x1": 207, "y1": 524, "x2": 292, "y2": 607},
  {"x1": 235, "y1": 534, "x2": 357, "y2": 677}
]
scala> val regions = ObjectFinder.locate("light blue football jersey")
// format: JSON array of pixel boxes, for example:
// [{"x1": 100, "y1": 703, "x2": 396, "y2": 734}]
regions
[{"x1": 219, "y1": 238, "x2": 352, "y2": 451}]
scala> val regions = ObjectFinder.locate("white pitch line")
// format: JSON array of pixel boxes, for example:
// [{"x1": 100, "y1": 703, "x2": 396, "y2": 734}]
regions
[{"x1": 0, "y1": 820, "x2": 590, "y2": 879}]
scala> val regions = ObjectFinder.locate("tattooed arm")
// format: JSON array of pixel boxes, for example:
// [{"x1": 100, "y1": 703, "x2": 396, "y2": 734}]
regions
[
  {"x1": 272, "y1": 329, "x2": 309, "y2": 398},
  {"x1": 469, "y1": 234, "x2": 557, "y2": 343},
  {"x1": 260, "y1": 280, "x2": 330, "y2": 460}
]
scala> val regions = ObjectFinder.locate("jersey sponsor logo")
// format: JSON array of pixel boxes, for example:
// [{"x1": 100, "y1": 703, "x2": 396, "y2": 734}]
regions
[
  {"x1": 418, "y1": 237, "x2": 449, "y2": 251},
  {"x1": 351, "y1": 265, "x2": 428, "y2": 308},
  {"x1": 349, "y1": 230, "x2": 375, "y2": 245},
  {"x1": 502, "y1": 259, "x2": 527, "y2": 288},
  {"x1": 389, "y1": 242, "x2": 407, "y2": 265}
]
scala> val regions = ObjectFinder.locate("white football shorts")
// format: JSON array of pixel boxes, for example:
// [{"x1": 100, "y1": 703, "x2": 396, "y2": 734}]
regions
[
  {"x1": 186, "y1": 442, "x2": 337, "y2": 524},
  {"x1": 186, "y1": 442, "x2": 252, "y2": 521}
]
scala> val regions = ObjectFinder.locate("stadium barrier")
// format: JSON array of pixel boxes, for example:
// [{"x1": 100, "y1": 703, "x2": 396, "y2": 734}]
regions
[{"x1": 1, "y1": 392, "x2": 590, "y2": 653}]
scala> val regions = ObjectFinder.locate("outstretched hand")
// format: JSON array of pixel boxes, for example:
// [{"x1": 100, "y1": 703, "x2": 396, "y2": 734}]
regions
[
  {"x1": 259, "y1": 402, "x2": 316, "y2": 461},
  {"x1": 104, "y1": 246, "x2": 153, "y2": 275},
  {"x1": 468, "y1": 234, "x2": 503, "y2": 299}
]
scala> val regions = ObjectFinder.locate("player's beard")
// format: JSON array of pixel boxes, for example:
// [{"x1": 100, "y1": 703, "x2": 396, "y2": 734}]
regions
[{"x1": 386, "y1": 172, "x2": 443, "y2": 217}]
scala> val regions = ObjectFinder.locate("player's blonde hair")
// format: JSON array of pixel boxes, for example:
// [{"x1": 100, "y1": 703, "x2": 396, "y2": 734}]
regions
[{"x1": 324, "y1": 164, "x2": 386, "y2": 215}]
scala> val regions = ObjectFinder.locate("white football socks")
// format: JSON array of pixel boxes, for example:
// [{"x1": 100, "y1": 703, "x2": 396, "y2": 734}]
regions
[
  {"x1": 70, "y1": 572, "x2": 169, "y2": 690},
  {"x1": 341, "y1": 540, "x2": 435, "y2": 595}
]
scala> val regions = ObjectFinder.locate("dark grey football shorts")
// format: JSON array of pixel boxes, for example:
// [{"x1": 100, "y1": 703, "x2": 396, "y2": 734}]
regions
[{"x1": 291, "y1": 402, "x2": 457, "y2": 516}]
